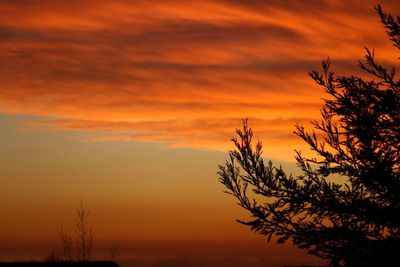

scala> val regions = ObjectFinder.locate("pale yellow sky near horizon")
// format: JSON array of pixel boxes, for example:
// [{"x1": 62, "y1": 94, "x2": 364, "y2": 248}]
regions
[{"x1": 0, "y1": 114, "x2": 309, "y2": 263}]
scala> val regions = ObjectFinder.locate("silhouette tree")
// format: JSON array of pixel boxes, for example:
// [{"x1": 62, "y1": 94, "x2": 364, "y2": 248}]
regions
[
  {"x1": 218, "y1": 5, "x2": 400, "y2": 267},
  {"x1": 46, "y1": 202, "x2": 120, "y2": 262},
  {"x1": 75, "y1": 201, "x2": 95, "y2": 261},
  {"x1": 58, "y1": 225, "x2": 74, "y2": 261},
  {"x1": 47, "y1": 201, "x2": 95, "y2": 262}
]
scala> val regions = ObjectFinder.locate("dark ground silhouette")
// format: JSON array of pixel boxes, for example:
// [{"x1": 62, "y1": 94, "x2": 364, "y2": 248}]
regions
[{"x1": 0, "y1": 261, "x2": 119, "y2": 267}]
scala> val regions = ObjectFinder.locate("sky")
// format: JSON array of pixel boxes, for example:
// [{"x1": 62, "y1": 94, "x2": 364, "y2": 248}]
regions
[{"x1": 0, "y1": 0, "x2": 399, "y2": 265}]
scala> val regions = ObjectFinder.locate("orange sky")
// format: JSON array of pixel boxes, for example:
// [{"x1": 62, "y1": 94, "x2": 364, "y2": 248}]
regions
[
  {"x1": 0, "y1": 0, "x2": 398, "y2": 158},
  {"x1": 0, "y1": 0, "x2": 399, "y2": 265}
]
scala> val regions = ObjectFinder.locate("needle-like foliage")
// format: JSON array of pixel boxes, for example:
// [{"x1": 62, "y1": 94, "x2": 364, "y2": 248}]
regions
[{"x1": 218, "y1": 5, "x2": 400, "y2": 266}]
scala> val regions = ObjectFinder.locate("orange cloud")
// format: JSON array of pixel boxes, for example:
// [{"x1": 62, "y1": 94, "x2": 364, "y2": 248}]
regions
[
  {"x1": 24, "y1": 117, "x2": 311, "y2": 157},
  {"x1": 0, "y1": 0, "x2": 398, "y2": 160}
]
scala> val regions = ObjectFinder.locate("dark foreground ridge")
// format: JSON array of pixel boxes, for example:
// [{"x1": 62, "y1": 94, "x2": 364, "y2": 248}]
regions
[{"x1": 0, "y1": 262, "x2": 119, "y2": 267}]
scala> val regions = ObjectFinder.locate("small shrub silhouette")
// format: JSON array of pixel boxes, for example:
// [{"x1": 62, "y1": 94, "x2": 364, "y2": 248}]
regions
[{"x1": 47, "y1": 201, "x2": 95, "y2": 262}]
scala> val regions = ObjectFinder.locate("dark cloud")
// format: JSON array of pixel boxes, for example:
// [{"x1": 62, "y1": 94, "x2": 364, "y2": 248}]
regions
[
  {"x1": 0, "y1": 27, "x2": 50, "y2": 42},
  {"x1": 128, "y1": 20, "x2": 310, "y2": 45}
]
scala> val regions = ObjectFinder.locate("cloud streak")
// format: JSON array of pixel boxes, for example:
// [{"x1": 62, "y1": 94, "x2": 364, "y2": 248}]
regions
[{"x1": 0, "y1": 0, "x2": 398, "y2": 159}]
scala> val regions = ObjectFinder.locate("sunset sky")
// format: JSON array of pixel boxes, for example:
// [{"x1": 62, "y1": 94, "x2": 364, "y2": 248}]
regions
[{"x1": 0, "y1": 0, "x2": 399, "y2": 265}]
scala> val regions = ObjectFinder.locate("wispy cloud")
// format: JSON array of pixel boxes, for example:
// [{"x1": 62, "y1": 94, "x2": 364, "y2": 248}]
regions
[{"x1": 0, "y1": 0, "x2": 398, "y2": 159}]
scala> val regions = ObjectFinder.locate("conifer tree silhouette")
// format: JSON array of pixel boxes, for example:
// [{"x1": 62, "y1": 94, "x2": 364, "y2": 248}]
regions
[{"x1": 218, "y1": 5, "x2": 400, "y2": 266}]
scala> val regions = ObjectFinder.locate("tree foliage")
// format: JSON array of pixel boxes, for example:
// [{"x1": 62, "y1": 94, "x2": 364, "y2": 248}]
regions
[{"x1": 218, "y1": 5, "x2": 400, "y2": 266}]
